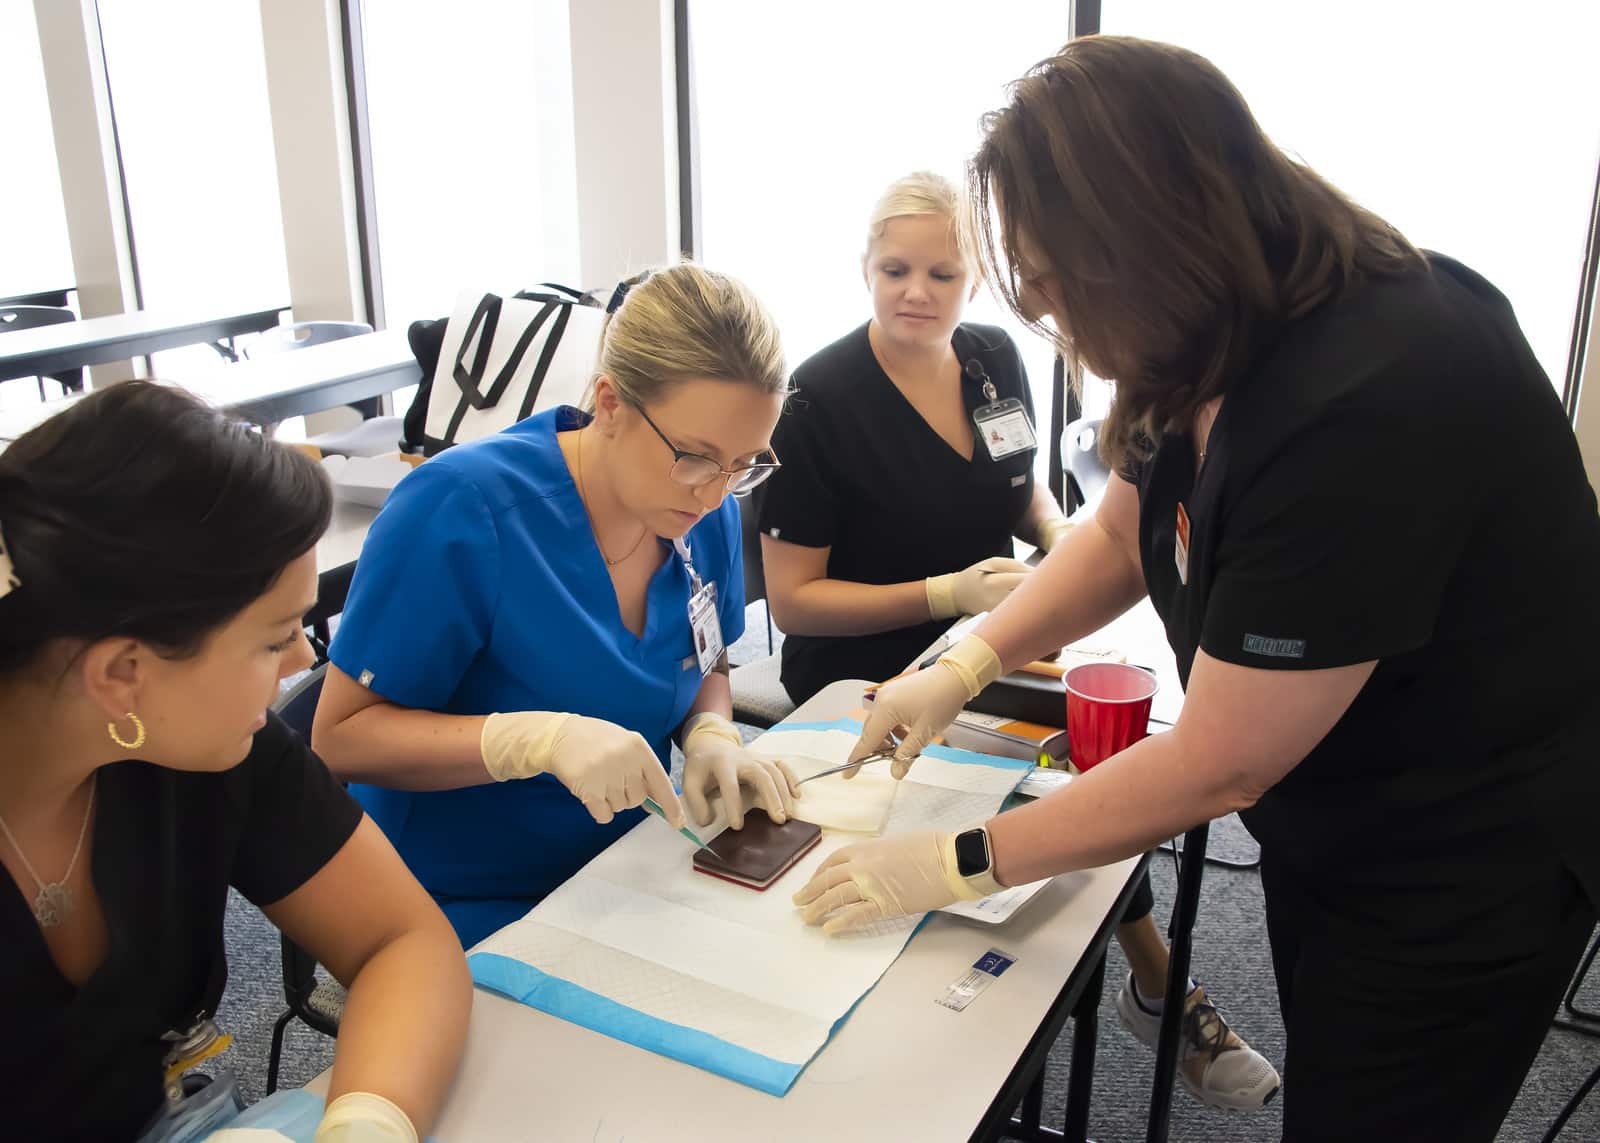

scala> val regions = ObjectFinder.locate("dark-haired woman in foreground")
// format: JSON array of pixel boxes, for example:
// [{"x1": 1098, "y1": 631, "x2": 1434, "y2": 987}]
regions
[
  {"x1": 0, "y1": 382, "x2": 468, "y2": 1141},
  {"x1": 794, "y1": 36, "x2": 1600, "y2": 1141}
]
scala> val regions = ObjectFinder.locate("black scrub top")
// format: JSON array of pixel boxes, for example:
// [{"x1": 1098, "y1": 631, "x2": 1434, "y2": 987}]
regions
[
  {"x1": 758, "y1": 322, "x2": 1036, "y2": 702},
  {"x1": 1135, "y1": 253, "x2": 1600, "y2": 906},
  {"x1": 2, "y1": 713, "x2": 363, "y2": 1141}
]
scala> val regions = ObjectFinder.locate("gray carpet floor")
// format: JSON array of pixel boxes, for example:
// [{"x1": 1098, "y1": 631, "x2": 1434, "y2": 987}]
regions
[{"x1": 212, "y1": 604, "x2": 1600, "y2": 1141}]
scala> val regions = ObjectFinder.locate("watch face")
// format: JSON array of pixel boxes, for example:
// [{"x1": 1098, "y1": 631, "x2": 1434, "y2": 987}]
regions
[{"x1": 955, "y1": 828, "x2": 990, "y2": 878}]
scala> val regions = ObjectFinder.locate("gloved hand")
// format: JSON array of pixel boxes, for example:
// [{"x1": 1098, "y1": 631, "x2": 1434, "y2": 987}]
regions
[
  {"x1": 681, "y1": 712, "x2": 801, "y2": 829},
  {"x1": 1037, "y1": 515, "x2": 1075, "y2": 552},
  {"x1": 792, "y1": 830, "x2": 1003, "y2": 936},
  {"x1": 925, "y1": 556, "x2": 1032, "y2": 620},
  {"x1": 204, "y1": 1131, "x2": 293, "y2": 1141},
  {"x1": 849, "y1": 635, "x2": 1003, "y2": 779},
  {"x1": 315, "y1": 1092, "x2": 418, "y2": 1143},
  {"x1": 481, "y1": 711, "x2": 685, "y2": 828}
]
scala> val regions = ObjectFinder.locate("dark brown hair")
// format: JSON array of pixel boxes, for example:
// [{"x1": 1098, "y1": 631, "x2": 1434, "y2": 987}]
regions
[
  {"x1": 969, "y1": 35, "x2": 1423, "y2": 465},
  {"x1": 0, "y1": 381, "x2": 331, "y2": 674}
]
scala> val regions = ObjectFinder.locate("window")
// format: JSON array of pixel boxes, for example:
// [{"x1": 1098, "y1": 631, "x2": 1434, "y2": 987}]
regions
[
  {"x1": 692, "y1": 0, "x2": 1082, "y2": 457},
  {"x1": 0, "y1": 2, "x2": 77, "y2": 411},
  {"x1": 96, "y1": 0, "x2": 291, "y2": 374},
  {"x1": 1099, "y1": 0, "x2": 1600, "y2": 392},
  {"x1": 359, "y1": 0, "x2": 580, "y2": 328},
  {"x1": 0, "y1": 2, "x2": 74, "y2": 304}
]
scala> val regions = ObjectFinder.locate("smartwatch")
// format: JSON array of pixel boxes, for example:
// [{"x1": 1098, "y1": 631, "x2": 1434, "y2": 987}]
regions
[{"x1": 954, "y1": 827, "x2": 993, "y2": 879}]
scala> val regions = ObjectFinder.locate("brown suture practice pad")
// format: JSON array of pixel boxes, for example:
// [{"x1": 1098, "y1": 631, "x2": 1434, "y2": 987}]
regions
[{"x1": 692, "y1": 810, "x2": 823, "y2": 890}]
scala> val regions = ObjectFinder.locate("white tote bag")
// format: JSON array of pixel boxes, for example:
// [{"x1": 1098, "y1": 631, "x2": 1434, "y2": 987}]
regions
[{"x1": 420, "y1": 284, "x2": 608, "y2": 455}]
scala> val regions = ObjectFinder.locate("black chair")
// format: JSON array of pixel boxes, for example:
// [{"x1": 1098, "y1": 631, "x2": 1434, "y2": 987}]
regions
[
  {"x1": 264, "y1": 663, "x2": 347, "y2": 1092},
  {"x1": 0, "y1": 305, "x2": 85, "y2": 398},
  {"x1": 729, "y1": 492, "x2": 796, "y2": 729},
  {"x1": 740, "y1": 489, "x2": 776, "y2": 656},
  {"x1": 1060, "y1": 416, "x2": 1109, "y2": 516}
]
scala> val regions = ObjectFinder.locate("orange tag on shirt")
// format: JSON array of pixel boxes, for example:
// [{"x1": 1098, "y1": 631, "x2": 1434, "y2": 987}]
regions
[{"x1": 1175, "y1": 502, "x2": 1191, "y2": 586}]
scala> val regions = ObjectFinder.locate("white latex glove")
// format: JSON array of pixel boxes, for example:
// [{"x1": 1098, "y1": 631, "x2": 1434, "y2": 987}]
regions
[
  {"x1": 1037, "y1": 515, "x2": 1075, "y2": 552},
  {"x1": 315, "y1": 1092, "x2": 418, "y2": 1143},
  {"x1": 792, "y1": 830, "x2": 1003, "y2": 936},
  {"x1": 205, "y1": 1132, "x2": 292, "y2": 1142},
  {"x1": 849, "y1": 635, "x2": 1004, "y2": 779},
  {"x1": 481, "y1": 711, "x2": 685, "y2": 828},
  {"x1": 925, "y1": 556, "x2": 1033, "y2": 619},
  {"x1": 681, "y1": 712, "x2": 801, "y2": 829}
]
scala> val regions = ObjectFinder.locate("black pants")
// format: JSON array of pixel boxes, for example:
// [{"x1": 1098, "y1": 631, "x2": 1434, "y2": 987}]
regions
[
  {"x1": 1260, "y1": 852, "x2": 1595, "y2": 1142},
  {"x1": 1121, "y1": 868, "x2": 1155, "y2": 924}
]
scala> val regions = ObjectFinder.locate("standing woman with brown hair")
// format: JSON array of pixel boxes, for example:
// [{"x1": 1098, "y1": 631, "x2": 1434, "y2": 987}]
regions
[
  {"x1": 761, "y1": 169, "x2": 1277, "y2": 1110},
  {"x1": 793, "y1": 36, "x2": 1600, "y2": 1140}
]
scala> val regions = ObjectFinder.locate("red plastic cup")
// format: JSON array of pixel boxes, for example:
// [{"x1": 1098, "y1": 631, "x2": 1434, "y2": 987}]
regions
[{"x1": 1065, "y1": 663, "x2": 1159, "y2": 772}]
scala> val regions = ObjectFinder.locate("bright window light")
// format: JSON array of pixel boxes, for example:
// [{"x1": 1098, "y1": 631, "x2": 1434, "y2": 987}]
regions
[
  {"x1": 97, "y1": 0, "x2": 290, "y2": 375},
  {"x1": 692, "y1": 0, "x2": 1081, "y2": 455},
  {"x1": 1100, "y1": 0, "x2": 1600, "y2": 392},
  {"x1": 0, "y1": 3, "x2": 73, "y2": 303},
  {"x1": 361, "y1": 0, "x2": 580, "y2": 328}
]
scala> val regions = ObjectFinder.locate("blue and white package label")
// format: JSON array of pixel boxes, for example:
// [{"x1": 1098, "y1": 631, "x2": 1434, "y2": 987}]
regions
[{"x1": 937, "y1": 947, "x2": 1018, "y2": 1011}]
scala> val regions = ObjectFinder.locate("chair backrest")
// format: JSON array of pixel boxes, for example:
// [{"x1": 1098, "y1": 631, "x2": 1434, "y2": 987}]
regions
[
  {"x1": 1061, "y1": 417, "x2": 1111, "y2": 513},
  {"x1": 0, "y1": 305, "x2": 76, "y2": 333},
  {"x1": 245, "y1": 320, "x2": 373, "y2": 359},
  {"x1": 739, "y1": 491, "x2": 767, "y2": 608},
  {"x1": 270, "y1": 662, "x2": 336, "y2": 1018},
  {"x1": 273, "y1": 662, "x2": 329, "y2": 741}
]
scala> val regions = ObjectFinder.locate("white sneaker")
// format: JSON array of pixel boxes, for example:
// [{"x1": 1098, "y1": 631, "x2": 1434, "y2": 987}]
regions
[{"x1": 1115, "y1": 973, "x2": 1281, "y2": 1111}]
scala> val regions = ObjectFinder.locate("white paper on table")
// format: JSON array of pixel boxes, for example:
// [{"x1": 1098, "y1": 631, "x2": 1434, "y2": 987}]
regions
[
  {"x1": 940, "y1": 878, "x2": 1054, "y2": 925},
  {"x1": 467, "y1": 721, "x2": 1031, "y2": 1095}
]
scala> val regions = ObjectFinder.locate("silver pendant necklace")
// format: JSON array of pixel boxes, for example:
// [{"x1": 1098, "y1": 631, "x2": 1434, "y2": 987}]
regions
[{"x1": 0, "y1": 774, "x2": 96, "y2": 928}]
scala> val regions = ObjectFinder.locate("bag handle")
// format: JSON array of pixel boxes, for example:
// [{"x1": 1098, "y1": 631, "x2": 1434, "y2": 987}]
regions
[
  {"x1": 444, "y1": 297, "x2": 561, "y2": 444},
  {"x1": 514, "y1": 282, "x2": 601, "y2": 307}
]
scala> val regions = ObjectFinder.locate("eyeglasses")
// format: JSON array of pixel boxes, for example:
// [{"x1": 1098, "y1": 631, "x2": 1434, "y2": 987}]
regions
[{"x1": 633, "y1": 403, "x2": 781, "y2": 496}]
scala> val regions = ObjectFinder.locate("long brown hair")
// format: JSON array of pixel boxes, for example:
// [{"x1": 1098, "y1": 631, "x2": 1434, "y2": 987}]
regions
[{"x1": 969, "y1": 35, "x2": 1423, "y2": 465}]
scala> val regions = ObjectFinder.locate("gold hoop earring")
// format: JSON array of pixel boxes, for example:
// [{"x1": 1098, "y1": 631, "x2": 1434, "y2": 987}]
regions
[{"x1": 107, "y1": 712, "x2": 146, "y2": 751}]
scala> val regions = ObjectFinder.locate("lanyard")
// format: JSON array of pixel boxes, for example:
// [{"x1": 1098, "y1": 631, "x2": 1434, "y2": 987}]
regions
[{"x1": 671, "y1": 535, "x2": 704, "y2": 593}]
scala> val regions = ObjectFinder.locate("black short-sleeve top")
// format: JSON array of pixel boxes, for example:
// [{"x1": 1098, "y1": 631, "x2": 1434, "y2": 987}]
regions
[
  {"x1": 1135, "y1": 253, "x2": 1600, "y2": 883},
  {"x1": 758, "y1": 322, "x2": 1037, "y2": 702},
  {"x1": 2, "y1": 713, "x2": 363, "y2": 1140}
]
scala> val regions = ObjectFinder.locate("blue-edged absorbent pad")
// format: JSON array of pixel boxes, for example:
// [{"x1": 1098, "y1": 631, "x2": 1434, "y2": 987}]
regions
[{"x1": 469, "y1": 717, "x2": 1031, "y2": 1095}]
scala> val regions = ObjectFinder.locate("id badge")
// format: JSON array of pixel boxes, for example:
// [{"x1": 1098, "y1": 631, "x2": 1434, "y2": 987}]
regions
[
  {"x1": 689, "y1": 582, "x2": 724, "y2": 676},
  {"x1": 973, "y1": 399, "x2": 1037, "y2": 461},
  {"x1": 1174, "y1": 502, "x2": 1191, "y2": 586}
]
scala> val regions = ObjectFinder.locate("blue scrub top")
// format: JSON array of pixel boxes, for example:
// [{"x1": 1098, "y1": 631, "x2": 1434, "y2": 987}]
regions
[{"x1": 329, "y1": 406, "x2": 745, "y2": 945}]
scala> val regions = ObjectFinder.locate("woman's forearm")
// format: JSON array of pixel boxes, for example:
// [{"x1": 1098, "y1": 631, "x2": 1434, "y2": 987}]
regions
[
  {"x1": 985, "y1": 651, "x2": 1375, "y2": 886},
  {"x1": 769, "y1": 577, "x2": 934, "y2": 637},
  {"x1": 325, "y1": 917, "x2": 471, "y2": 1133},
  {"x1": 316, "y1": 703, "x2": 493, "y2": 791},
  {"x1": 987, "y1": 728, "x2": 1245, "y2": 886},
  {"x1": 973, "y1": 514, "x2": 1147, "y2": 670}
]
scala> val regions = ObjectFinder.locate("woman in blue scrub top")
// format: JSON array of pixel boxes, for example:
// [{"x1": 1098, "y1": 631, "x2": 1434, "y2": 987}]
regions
[{"x1": 313, "y1": 265, "x2": 800, "y2": 946}]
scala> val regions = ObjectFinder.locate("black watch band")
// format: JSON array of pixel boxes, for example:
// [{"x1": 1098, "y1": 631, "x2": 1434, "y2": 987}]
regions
[{"x1": 954, "y1": 827, "x2": 992, "y2": 879}]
